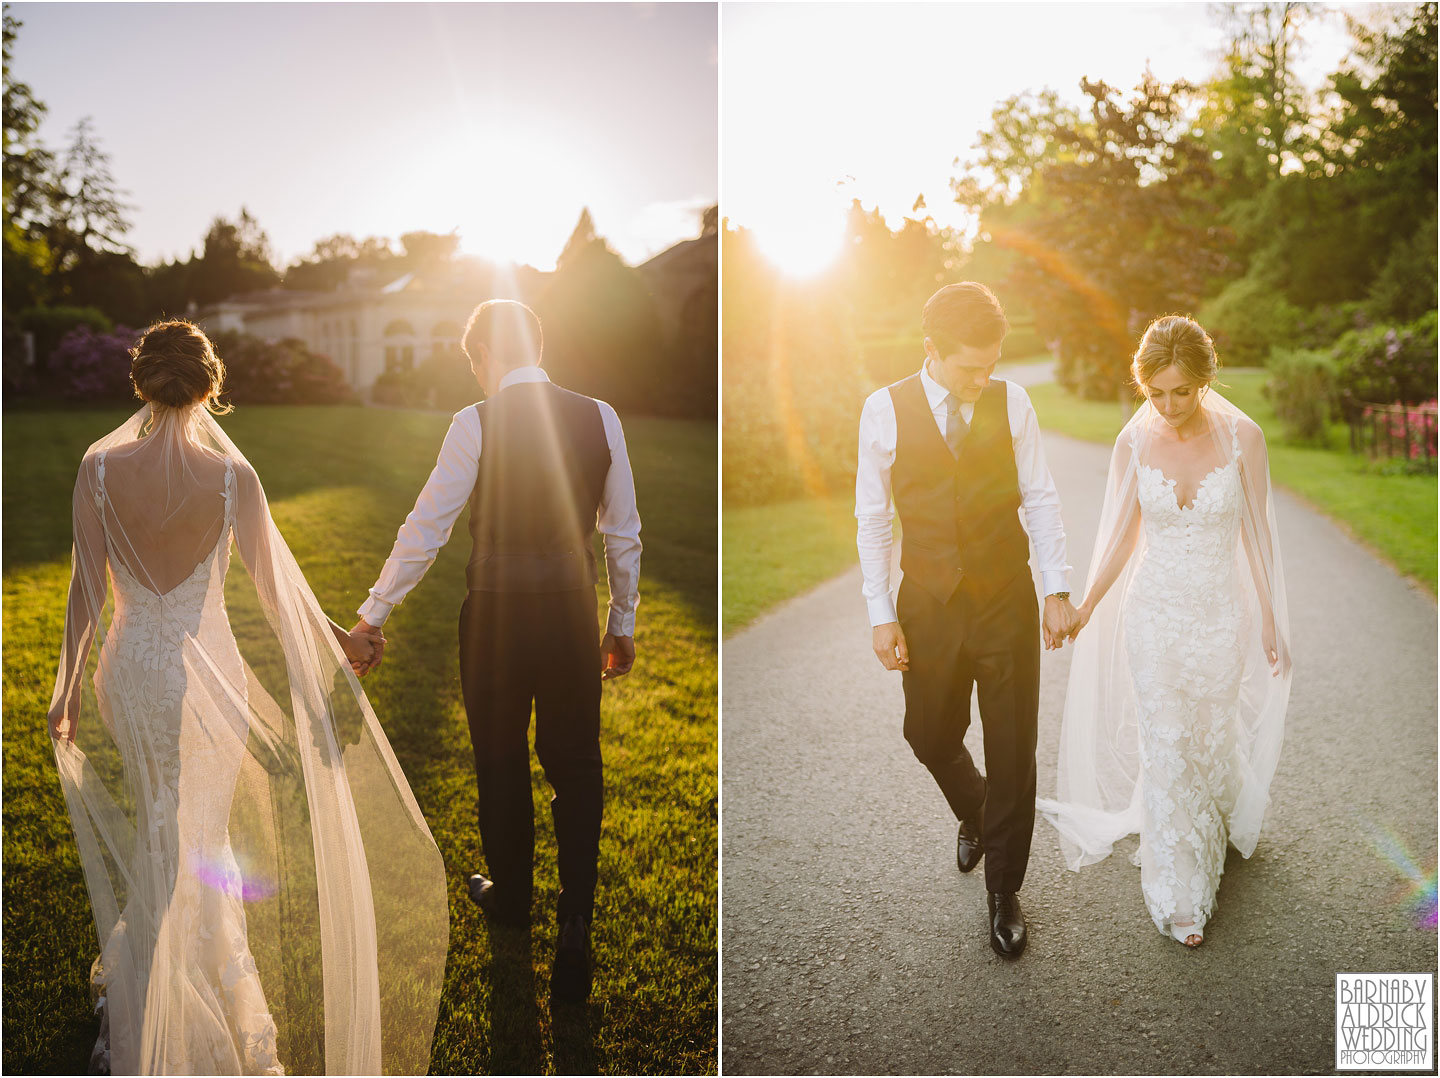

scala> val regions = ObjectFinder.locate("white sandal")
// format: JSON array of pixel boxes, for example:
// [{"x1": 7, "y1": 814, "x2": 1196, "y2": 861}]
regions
[{"x1": 1170, "y1": 920, "x2": 1204, "y2": 947}]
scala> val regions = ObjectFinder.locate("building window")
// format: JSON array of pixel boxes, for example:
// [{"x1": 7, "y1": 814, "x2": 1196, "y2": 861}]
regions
[
  {"x1": 384, "y1": 320, "x2": 416, "y2": 373},
  {"x1": 432, "y1": 321, "x2": 462, "y2": 359}
]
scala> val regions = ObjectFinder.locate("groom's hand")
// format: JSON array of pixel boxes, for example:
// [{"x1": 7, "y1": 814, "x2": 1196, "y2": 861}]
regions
[
  {"x1": 1043, "y1": 595, "x2": 1078, "y2": 650},
  {"x1": 872, "y1": 622, "x2": 909, "y2": 672},
  {"x1": 350, "y1": 618, "x2": 388, "y2": 675},
  {"x1": 600, "y1": 633, "x2": 635, "y2": 680}
]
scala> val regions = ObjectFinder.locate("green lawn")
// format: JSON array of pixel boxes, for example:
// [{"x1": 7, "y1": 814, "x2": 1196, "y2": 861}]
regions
[
  {"x1": 722, "y1": 495, "x2": 859, "y2": 633},
  {"x1": 2, "y1": 405, "x2": 717, "y2": 1075}
]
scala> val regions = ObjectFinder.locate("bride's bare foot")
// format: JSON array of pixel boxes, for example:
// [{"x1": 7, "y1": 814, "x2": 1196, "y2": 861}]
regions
[{"x1": 1183, "y1": 932, "x2": 1203, "y2": 948}]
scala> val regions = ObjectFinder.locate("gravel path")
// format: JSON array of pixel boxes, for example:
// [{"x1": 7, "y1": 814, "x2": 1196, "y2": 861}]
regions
[{"x1": 721, "y1": 429, "x2": 1437, "y2": 1075}]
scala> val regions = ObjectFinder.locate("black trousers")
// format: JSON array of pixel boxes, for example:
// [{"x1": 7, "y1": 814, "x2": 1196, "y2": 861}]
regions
[
  {"x1": 897, "y1": 571, "x2": 1040, "y2": 893},
  {"x1": 458, "y1": 588, "x2": 603, "y2": 922}
]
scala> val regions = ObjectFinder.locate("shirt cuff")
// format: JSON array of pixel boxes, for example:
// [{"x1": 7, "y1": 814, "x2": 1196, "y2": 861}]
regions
[
  {"x1": 357, "y1": 595, "x2": 394, "y2": 627},
  {"x1": 607, "y1": 607, "x2": 636, "y2": 638},
  {"x1": 1041, "y1": 570, "x2": 1071, "y2": 597},
  {"x1": 867, "y1": 593, "x2": 898, "y2": 627}
]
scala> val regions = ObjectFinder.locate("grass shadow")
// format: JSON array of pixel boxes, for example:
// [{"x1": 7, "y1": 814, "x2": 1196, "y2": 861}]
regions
[{"x1": 483, "y1": 925, "x2": 545, "y2": 1075}]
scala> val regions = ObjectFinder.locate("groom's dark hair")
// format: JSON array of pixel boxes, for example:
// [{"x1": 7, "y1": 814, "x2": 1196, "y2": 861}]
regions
[
  {"x1": 463, "y1": 299, "x2": 544, "y2": 368},
  {"x1": 922, "y1": 283, "x2": 1009, "y2": 355}
]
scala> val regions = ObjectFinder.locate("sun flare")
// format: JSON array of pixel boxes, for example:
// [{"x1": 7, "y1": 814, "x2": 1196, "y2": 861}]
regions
[
  {"x1": 418, "y1": 126, "x2": 591, "y2": 268},
  {"x1": 752, "y1": 209, "x2": 846, "y2": 279}
]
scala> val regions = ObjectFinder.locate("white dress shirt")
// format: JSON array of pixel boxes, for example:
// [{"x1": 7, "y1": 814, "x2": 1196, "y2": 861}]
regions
[
  {"x1": 358, "y1": 366, "x2": 642, "y2": 636},
  {"x1": 855, "y1": 363, "x2": 1070, "y2": 627}
]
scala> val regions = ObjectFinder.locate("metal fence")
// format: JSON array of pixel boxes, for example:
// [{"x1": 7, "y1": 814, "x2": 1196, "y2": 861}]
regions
[{"x1": 1348, "y1": 400, "x2": 1439, "y2": 471}]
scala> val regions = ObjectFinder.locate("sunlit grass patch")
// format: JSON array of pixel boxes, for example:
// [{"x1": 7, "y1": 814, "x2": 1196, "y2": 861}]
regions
[{"x1": 723, "y1": 495, "x2": 861, "y2": 635}]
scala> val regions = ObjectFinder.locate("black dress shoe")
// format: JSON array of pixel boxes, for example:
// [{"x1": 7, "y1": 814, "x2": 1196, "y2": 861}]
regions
[
  {"x1": 467, "y1": 873, "x2": 528, "y2": 928},
  {"x1": 551, "y1": 913, "x2": 593, "y2": 1004},
  {"x1": 956, "y1": 816, "x2": 984, "y2": 874},
  {"x1": 987, "y1": 891, "x2": 1027, "y2": 958}
]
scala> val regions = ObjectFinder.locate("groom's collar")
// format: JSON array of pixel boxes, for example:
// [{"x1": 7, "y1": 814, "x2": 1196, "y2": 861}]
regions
[
  {"x1": 919, "y1": 361, "x2": 949, "y2": 409},
  {"x1": 496, "y1": 365, "x2": 551, "y2": 393}
]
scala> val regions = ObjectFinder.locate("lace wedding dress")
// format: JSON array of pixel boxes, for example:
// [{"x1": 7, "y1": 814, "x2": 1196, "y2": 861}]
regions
[
  {"x1": 1038, "y1": 392, "x2": 1291, "y2": 943},
  {"x1": 1126, "y1": 425, "x2": 1248, "y2": 939},
  {"x1": 87, "y1": 450, "x2": 286, "y2": 1074},
  {"x1": 49, "y1": 403, "x2": 448, "y2": 1075}
]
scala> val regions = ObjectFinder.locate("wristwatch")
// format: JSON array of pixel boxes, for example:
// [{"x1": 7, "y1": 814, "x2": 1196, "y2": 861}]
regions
[{"x1": 1050, "y1": 591, "x2": 1071, "y2": 601}]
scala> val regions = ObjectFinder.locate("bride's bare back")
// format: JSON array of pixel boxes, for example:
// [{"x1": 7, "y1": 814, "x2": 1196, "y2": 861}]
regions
[{"x1": 98, "y1": 431, "x2": 231, "y2": 594}]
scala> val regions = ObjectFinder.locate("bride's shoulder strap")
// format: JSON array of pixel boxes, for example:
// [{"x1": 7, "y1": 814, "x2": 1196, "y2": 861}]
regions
[
  {"x1": 222, "y1": 456, "x2": 236, "y2": 525},
  {"x1": 94, "y1": 450, "x2": 107, "y2": 510}
]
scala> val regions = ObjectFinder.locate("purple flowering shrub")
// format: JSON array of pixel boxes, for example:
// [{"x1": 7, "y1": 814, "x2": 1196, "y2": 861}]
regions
[
  {"x1": 45, "y1": 325, "x2": 357, "y2": 406},
  {"x1": 48, "y1": 324, "x2": 140, "y2": 402},
  {"x1": 209, "y1": 331, "x2": 356, "y2": 406},
  {"x1": 1333, "y1": 311, "x2": 1438, "y2": 414}
]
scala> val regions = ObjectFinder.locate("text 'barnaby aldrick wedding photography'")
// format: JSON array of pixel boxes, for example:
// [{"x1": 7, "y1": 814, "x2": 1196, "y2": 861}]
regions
[{"x1": 1336, "y1": 973, "x2": 1434, "y2": 1071}]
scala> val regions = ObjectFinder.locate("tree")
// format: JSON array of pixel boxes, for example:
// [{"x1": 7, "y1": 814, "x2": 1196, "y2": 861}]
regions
[
  {"x1": 35, "y1": 116, "x2": 149, "y2": 324},
  {"x1": 951, "y1": 88, "x2": 1083, "y2": 213},
  {"x1": 398, "y1": 229, "x2": 459, "y2": 271},
  {"x1": 3, "y1": 7, "x2": 55, "y2": 312},
  {"x1": 837, "y1": 200, "x2": 954, "y2": 337},
  {"x1": 1199, "y1": 2, "x2": 1437, "y2": 349},
  {"x1": 189, "y1": 208, "x2": 281, "y2": 305},
  {"x1": 1206, "y1": 3, "x2": 1314, "y2": 184},
  {"x1": 556, "y1": 207, "x2": 600, "y2": 271},
  {"x1": 284, "y1": 232, "x2": 395, "y2": 291},
  {"x1": 721, "y1": 223, "x2": 865, "y2": 504},
  {"x1": 536, "y1": 211, "x2": 667, "y2": 413},
  {"x1": 47, "y1": 117, "x2": 132, "y2": 272},
  {"x1": 2, "y1": 7, "x2": 52, "y2": 233},
  {"x1": 955, "y1": 74, "x2": 1233, "y2": 398}
]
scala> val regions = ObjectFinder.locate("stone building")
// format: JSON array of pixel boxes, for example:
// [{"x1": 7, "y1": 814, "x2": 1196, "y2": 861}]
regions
[
  {"x1": 200, "y1": 234, "x2": 716, "y2": 399},
  {"x1": 199, "y1": 266, "x2": 538, "y2": 393}
]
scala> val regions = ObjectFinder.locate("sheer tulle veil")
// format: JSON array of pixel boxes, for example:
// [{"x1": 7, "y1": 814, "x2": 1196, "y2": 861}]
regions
[
  {"x1": 1037, "y1": 389, "x2": 1291, "y2": 870},
  {"x1": 48, "y1": 401, "x2": 448, "y2": 1074}
]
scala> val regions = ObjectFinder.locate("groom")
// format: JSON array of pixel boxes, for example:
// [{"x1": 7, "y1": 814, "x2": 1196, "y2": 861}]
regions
[
  {"x1": 353, "y1": 299, "x2": 641, "y2": 1003},
  {"x1": 856, "y1": 282, "x2": 1074, "y2": 958}
]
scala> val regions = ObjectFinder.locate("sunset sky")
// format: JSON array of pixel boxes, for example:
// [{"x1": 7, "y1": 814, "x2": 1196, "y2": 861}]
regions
[
  {"x1": 723, "y1": 2, "x2": 1365, "y2": 275},
  {"x1": 10, "y1": 2, "x2": 717, "y2": 270}
]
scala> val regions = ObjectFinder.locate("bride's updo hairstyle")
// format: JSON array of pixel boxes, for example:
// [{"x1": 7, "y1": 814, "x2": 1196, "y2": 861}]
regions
[
  {"x1": 1131, "y1": 315, "x2": 1219, "y2": 396},
  {"x1": 129, "y1": 319, "x2": 233, "y2": 415}
]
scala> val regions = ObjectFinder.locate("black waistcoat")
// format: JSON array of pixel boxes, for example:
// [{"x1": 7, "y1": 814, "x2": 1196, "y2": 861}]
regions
[
  {"x1": 889, "y1": 373, "x2": 1030, "y2": 606},
  {"x1": 466, "y1": 380, "x2": 613, "y2": 592}
]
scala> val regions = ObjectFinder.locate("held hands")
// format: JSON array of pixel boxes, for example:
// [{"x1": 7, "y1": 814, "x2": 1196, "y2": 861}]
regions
[
  {"x1": 600, "y1": 633, "x2": 636, "y2": 680},
  {"x1": 872, "y1": 622, "x2": 909, "y2": 671},
  {"x1": 1063, "y1": 599, "x2": 1094, "y2": 644},
  {"x1": 1042, "y1": 595, "x2": 1080, "y2": 650},
  {"x1": 346, "y1": 619, "x2": 388, "y2": 677}
]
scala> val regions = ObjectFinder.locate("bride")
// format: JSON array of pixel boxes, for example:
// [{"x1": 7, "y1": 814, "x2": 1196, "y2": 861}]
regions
[
  {"x1": 1037, "y1": 315, "x2": 1292, "y2": 948},
  {"x1": 47, "y1": 321, "x2": 449, "y2": 1073}
]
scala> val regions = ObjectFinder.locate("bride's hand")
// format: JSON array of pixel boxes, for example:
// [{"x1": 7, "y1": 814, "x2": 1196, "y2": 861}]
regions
[
  {"x1": 1068, "y1": 601, "x2": 1094, "y2": 641},
  {"x1": 1262, "y1": 620, "x2": 1290, "y2": 678},
  {"x1": 343, "y1": 627, "x2": 385, "y2": 676},
  {"x1": 48, "y1": 700, "x2": 76, "y2": 743}
]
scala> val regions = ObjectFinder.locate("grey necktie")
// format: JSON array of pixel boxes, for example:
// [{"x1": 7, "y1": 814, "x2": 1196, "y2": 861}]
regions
[{"x1": 944, "y1": 394, "x2": 968, "y2": 458}]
